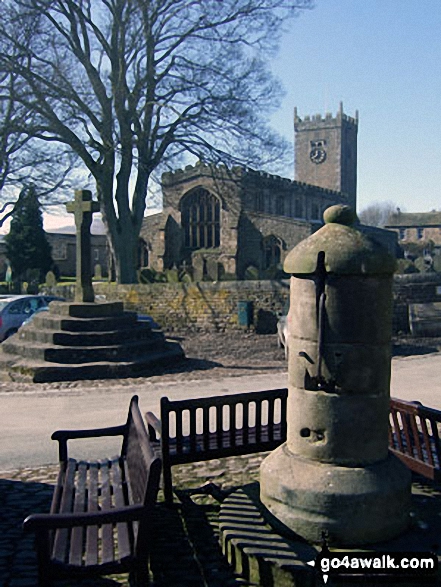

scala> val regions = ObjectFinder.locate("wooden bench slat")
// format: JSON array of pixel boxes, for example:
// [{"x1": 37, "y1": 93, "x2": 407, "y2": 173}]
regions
[
  {"x1": 429, "y1": 419, "x2": 441, "y2": 466},
  {"x1": 229, "y1": 404, "x2": 236, "y2": 448},
  {"x1": 111, "y1": 459, "x2": 132, "y2": 561},
  {"x1": 176, "y1": 408, "x2": 183, "y2": 454},
  {"x1": 419, "y1": 416, "x2": 434, "y2": 466},
  {"x1": 255, "y1": 400, "x2": 262, "y2": 444},
  {"x1": 85, "y1": 463, "x2": 99, "y2": 566},
  {"x1": 267, "y1": 399, "x2": 275, "y2": 440},
  {"x1": 243, "y1": 401, "x2": 249, "y2": 446},
  {"x1": 100, "y1": 459, "x2": 114, "y2": 565},
  {"x1": 216, "y1": 404, "x2": 223, "y2": 449},
  {"x1": 69, "y1": 461, "x2": 88, "y2": 566},
  {"x1": 53, "y1": 459, "x2": 77, "y2": 563},
  {"x1": 203, "y1": 406, "x2": 210, "y2": 451},
  {"x1": 391, "y1": 409, "x2": 405, "y2": 452},
  {"x1": 189, "y1": 407, "x2": 197, "y2": 453},
  {"x1": 410, "y1": 415, "x2": 424, "y2": 461}
]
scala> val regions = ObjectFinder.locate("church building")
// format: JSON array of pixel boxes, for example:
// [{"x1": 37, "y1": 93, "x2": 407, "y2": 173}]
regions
[{"x1": 142, "y1": 103, "x2": 361, "y2": 280}]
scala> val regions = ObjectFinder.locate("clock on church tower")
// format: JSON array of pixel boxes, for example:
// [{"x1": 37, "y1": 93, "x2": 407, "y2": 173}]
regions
[{"x1": 294, "y1": 103, "x2": 358, "y2": 211}]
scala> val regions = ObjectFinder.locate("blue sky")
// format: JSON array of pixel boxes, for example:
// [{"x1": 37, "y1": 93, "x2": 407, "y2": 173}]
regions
[
  {"x1": 7, "y1": 0, "x2": 439, "y2": 233},
  {"x1": 269, "y1": 0, "x2": 441, "y2": 213}
]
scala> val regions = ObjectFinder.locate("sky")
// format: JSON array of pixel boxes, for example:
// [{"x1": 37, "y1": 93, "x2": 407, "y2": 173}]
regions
[
  {"x1": 4, "y1": 0, "x2": 441, "y2": 234},
  {"x1": 269, "y1": 0, "x2": 441, "y2": 213}
]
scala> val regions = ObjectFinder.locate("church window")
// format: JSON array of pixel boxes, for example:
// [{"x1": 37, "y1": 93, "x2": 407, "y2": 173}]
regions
[
  {"x1": 295, "y1": 199, "x2": 303, "y2": 218},
  {"x1": 263, "y1": 235, "x2": 282, "y2": 269},
  {"x1": 181, "y1": 188, "x2": 221, "y2": 249},
  {"x1": 276, "y1": 197, "x2": 284, "y2": 216},
  {"x1": 256, "y1": 193, "x2": 264, "y2": 212},
  {"x1": 417, "y1": 227, "x2": 424, "y2": 240},
  {"x1": 399, "y1": 228, "x2": 406, "y2": 240},
  {"x1": 264, "y1": 194, "x2": 271, "y2": 214},
  {"x1": 52, "y1": 240, "x2": 67, "y2": 261},
  {"x1": 138, "y1": 239, "x2": 149, "y2": 267},
  {"x1": 311, "y1": 203, "x2": 320, "y2": 220}
]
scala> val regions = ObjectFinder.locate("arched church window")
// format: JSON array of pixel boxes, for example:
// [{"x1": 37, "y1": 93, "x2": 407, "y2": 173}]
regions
[
  {"x1": 138, "y1": 239, "x2": 149, "y2": 268},
  {"x1": 256, "y1": 193, "x2": 264, "y2": 212},
  {"x1": 181, "y1": 188, "x2": 221, "y2": 249},
  {"x1": 263, "y1": 235, "x2": 282, "y2": 269},
  {"x1": 276, "y1": 196, "x2": 284, "y2": 216},
  {"x1": 295, "y1": 199, "x2": 303, "y2": 218},
  {"x1": 311, "y1": 202, "x2": 320, "y2": 220}
]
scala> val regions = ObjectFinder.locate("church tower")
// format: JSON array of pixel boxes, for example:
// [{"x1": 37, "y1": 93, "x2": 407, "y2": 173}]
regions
[{"x1": 294, "y1": 103, "x2": 358, "y2": 210}]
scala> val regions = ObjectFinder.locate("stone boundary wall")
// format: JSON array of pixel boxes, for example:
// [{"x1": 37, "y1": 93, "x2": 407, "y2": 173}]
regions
[
  {"x1": 393, "y1": 273, "x2": 441, "y2": 334},
  {"x1": 46, "y1": 273, "x2": 441, "y2": 334},
  {"x1": 46, "y1": 280, "x2": 290, "y2": 332}
]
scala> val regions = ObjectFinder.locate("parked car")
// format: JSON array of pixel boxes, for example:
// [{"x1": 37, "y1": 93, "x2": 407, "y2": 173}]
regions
[
  {"x1": 0, "y1": 295, "x2": 64, "y2": 341},
  {"x1": 277, "y1": 299, "x2": 290, "y2": 359}
]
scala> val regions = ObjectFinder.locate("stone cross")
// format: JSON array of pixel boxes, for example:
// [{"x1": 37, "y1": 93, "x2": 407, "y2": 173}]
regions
[{"x1": 66, "y1": 190, "x2": 100, "y2": 303}]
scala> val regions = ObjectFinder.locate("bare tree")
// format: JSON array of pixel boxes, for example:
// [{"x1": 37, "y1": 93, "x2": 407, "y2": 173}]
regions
[
  {"x1": 0, "y1": 65, "x2": 78, "y2": 225},
  {"x1": 358, "y1": 201, "x2": 399, "y2": 228},
  {"x1": 0, "y1": 0, "x2": 312, "y2": 283}
]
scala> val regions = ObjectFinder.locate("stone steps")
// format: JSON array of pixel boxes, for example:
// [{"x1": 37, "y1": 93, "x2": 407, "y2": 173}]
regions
[
  {"x1": 0, "y1": 340, "x2": 185, "y2": 382},
  {"x1": 31, "y1": 312, "x2": 139, "y2": 332},
  {"x1": 2, "y1": 333, "x2": 166, "y2": 364},
  {"x1": 17, "y1": 322, "x2": 155, "y2": 346},
  {"x1": 0, "y1": 301, "x2": 185, "y2": 382}
]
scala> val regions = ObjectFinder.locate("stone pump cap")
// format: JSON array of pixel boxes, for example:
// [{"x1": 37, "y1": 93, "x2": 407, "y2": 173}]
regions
[{"x1": 284, "y1": 204, "x2": 396, "y2": 276}]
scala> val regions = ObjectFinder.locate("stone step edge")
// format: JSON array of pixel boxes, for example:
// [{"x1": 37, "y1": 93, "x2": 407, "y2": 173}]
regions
[
  {"x1": 0, "y1": 342, "x2": 185, "y2": 382},
  {"x1": 33, "y1": 311, "x2": 139, "y2": 324},
  {"x1": 219, "y1": 485, "x2": 317, "y2": 586},
  {"x1": 3, "y1": 336, "x2": 166, "y2": 355},
  {"x1": 16, "y1": 326, "x2": 160, "y2": 346}
]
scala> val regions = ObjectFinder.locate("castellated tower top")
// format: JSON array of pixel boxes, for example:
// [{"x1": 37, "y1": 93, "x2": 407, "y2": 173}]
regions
[
  {"x1": 294, "y1": 102, "x2": 358, "y2": 211},
  {"x1": 294, "y1": 102, "x2": 359, "y2": 130}
]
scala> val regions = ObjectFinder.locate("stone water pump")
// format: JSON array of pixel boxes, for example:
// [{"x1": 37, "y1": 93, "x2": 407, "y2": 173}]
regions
[{"x1": 260, "y1": 205, "x2": 411, "y2": 545}]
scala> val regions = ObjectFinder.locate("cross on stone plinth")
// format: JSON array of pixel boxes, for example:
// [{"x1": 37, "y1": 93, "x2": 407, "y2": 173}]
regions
[{"x1": 66, "y1": 190, "x2": 101, "y2": 303}]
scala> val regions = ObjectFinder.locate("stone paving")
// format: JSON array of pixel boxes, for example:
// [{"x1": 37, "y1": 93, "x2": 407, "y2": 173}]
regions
[
  {"x1": 2, "y1": 454, "x2": 441, "y2": 587},
  {"x1": 0, "y1": 453, "x2": 267, "y2": 587}
]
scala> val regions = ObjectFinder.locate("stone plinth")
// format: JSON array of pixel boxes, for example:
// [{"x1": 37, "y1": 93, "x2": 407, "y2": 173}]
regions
[
  {"x1": 260, "y1": 446, "x2": 410, "y2": 545},
  {"x1": 0, "y1": 301, "x2": 185, "y2": 382}
]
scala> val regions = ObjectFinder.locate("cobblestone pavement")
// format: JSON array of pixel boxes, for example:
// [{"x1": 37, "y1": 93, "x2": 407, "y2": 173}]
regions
[
  {"x1": 0, "y1": 453, "x2": 267, "y2": 587},
  {"x1": 0, "y1": 331, "x2": 287, "y2": 393},
  {"x1": 0, "y1": 329, "x2": 438, "y2": 393},
  {"x1": 2, "y1": 455, "x2": 441, "y2": 587}
]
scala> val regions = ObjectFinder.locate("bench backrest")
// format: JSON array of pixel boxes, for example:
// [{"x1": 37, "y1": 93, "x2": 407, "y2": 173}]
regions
[
  {"x1": 160, "y1": 388, "x2": 288, "y2": 461},
  {"x1": 122, "y1": 396, "x2": 162, "y2": 507},
  {"x1": 389, "y1": 397, "x2": 441, "y2": 481}
]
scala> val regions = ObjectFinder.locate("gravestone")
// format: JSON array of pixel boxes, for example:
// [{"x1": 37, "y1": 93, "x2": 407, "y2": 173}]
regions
[
  {"x1": 45, "y1": 271, "x2": 57, "y2": 288},
  {"x1": 94, "y1": 263, "x2": 103, "y2": 281}
]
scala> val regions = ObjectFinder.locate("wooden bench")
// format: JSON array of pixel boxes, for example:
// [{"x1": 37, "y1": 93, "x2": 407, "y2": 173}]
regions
[
  {"x1": 147, "y1": 389, "x2": 441, "y2": 505},
  {"x1": 146, "y1": 388, "x2": 288, "y2": 504},
  {"x1": 389, "y1": 397, "x2": 441, "y2": 482},
  {"x1": 23, "y1": 395, "x2": 161, "y2": 587}
]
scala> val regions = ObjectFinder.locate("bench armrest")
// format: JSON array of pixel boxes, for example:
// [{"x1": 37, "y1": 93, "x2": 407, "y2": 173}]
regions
[
  {"x1": 52, "y1": 424, "x2": 127, "y2": 461},
  {"x1": 23, "y1": 504, "x2": 146, "y2": 532},
  {"x1": 145, "y1": 412, "x2": 161, "y2": 441}
]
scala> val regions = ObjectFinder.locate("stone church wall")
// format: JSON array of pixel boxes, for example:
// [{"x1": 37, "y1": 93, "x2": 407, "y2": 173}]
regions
[{"x1": 49, "y1": 274, "x2": 441, "y2": 335}]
